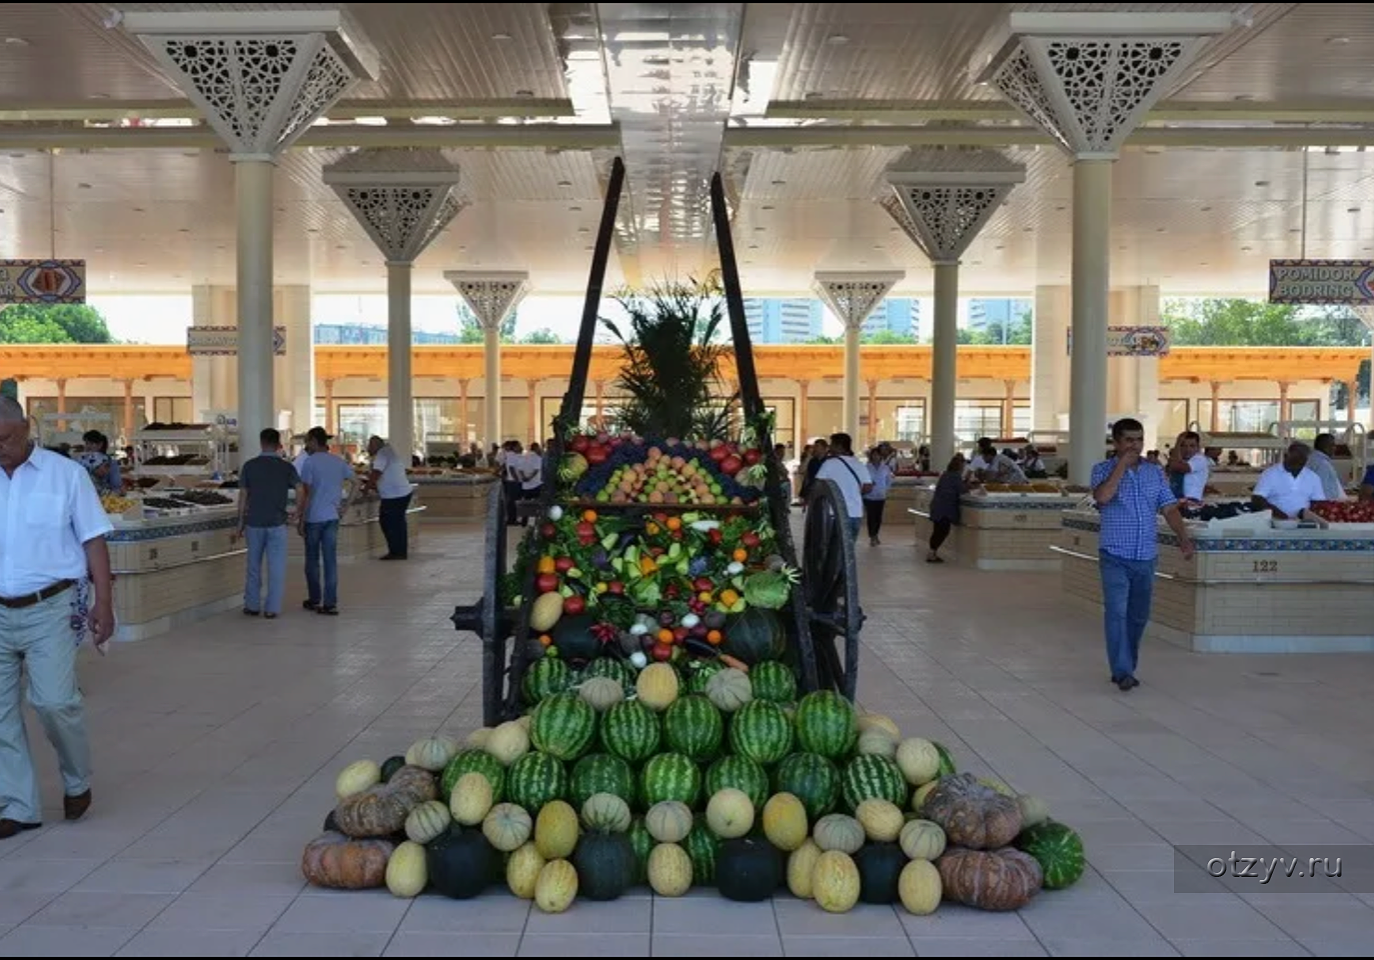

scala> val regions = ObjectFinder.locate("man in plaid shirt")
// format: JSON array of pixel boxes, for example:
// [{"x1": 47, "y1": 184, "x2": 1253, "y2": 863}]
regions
[{"x1": 1091, "y1": 417, "x2": 1195, "y2": 692}]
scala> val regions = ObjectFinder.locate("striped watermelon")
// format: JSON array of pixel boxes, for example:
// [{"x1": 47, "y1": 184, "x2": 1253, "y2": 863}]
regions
[
  {"x1": 570, "y1": 752, "x2": 637, "y2": 808},
  {"x1": 749, "y1": 661, "x2": 797, "y2": 703},
  {"x1": 933, "y1": 741, "x2": 957, "y2": 777},
  {"x1": 640, "y1": 752, "x2": 701, "y2": 808},
  {"x1": 506, "y1": 751, "x2": 568, "y2": 811},
  {"x1": 522, "y1": 657, "x2": 572, "y2": 706},
  {"x1": 684, "y1": 815, "x2": 720, "y2": 884},
  {"x1": 582, "y1": 657, "x2": 635, "y2": 692},
  {"x1": 683, "y1": 659, "x2": 725, "y2": 694},
  {"x1": 440, "y1": 749, "x2": 506, "y2": 802},
  {"x1": 841, "y1": 754, "x2": 908, "y2": 811},
  {"x1": 600, "y1": 699, "x2": 661, "y2": 763},
  {"x1": 794, "y1": 690, "x2": 858, "y2": 760},
  {"x1": 628, "y1": 817, "x2": 653, "y2": 883},
  {"x1": 1015, "y1": 820, "x2": 1085, "y2": 890},
  {"x1": 774, "y1": 752, "x2": 840, "y2": 820},
  {"x1": 705, "y1": 754, "x2": 770, "y2": 811},
  {"x1": 663, "y1": 695, "x2": 724, "y2": 761},
  {"x1": 727, "y1": 699, "x2": 793, "y2": 765},
  {"x1": 530, "y1": 692, "x2": 597, "y2": 761}
]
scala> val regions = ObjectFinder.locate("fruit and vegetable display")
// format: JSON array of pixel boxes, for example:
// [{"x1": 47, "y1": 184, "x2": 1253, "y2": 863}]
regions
[
  {"x1": 100, "y1": 494, "x2": 137, "y2": 514},
  {"x1": 304, "y1": 690, "x2": 1087, "y2": 916},
  {"x1": 1309, "y1": 500, "x2": 1374, "y2": 524},
  {"x1": 558, "y1": 433, "x2": 768, "y2": 507},
  {"x1": 1178, "y1": 500, "x2": 1260, "y2": 522}
]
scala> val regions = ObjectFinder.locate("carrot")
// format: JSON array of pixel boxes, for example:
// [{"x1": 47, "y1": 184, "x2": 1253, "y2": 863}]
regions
[{"x1": 719, "y1": 654, "x2": 749, "y2": 673}]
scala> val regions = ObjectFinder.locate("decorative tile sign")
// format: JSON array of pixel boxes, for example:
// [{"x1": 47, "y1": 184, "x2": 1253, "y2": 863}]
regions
[
  {"x1": 1268, "y1": 258, "x2": 1374, "y2": 305},
  {"x1": 0, "y1": 259, "x2": 86, "y2": 304},
  {"x1": 1067, "y1": 326, "x2": 1171, "y2": 357},
  {"x1": 187, "y1": 326, "x2": 287, "y2": 356}
]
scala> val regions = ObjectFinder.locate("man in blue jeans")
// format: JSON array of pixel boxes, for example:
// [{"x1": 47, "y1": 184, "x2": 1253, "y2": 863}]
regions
[
  {"x1": 1091, "y1": 417, "x2": 1195, "y2": 692},
  {"x1": 298, "y1": 427, "x2": 357, "y2": 616},
  {"x1": 235, "y1": 428, "x2": 306, "y2": 619}
]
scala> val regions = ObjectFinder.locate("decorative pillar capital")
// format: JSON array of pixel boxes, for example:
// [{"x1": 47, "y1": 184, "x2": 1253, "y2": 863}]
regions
[
  {"x1": 324, "y1": 149, "x2": 465, "y2": 263},
  {"x1": 120, "y1": 9, "x2": 378, "y2": 158},
  {"x1": 880, "y1": 149, "x2": 1025, "y2": 265},
  {"x1": 445, "y1": 271, "x2": 531, "y2": 333},
  {"x1": 812, "y1": 271, "x2": 904, "y2": 333},
  {"x1": 971, "y1": 11, "x2": 1239, "y2": 160}
]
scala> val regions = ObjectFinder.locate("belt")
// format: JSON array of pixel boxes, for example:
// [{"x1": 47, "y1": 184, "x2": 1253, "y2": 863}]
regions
[{"x1": 0, "y1": 579, "x2": 75, "y2": 610}]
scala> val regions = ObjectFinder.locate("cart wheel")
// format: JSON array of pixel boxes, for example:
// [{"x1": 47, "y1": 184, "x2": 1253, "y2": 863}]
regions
[
  {"x1": 450, "y1": 481, "x2": 512, "y2": 727},
  {"x1": 801, "y1": 478, "x2": 864, "y2": 700}
]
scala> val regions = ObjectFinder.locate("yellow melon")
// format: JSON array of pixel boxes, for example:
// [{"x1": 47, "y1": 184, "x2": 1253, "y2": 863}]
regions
[
  {"x1": 898, "y1": 858, "x2": 942, "y2": 915},
  {"x1": 786, "y1": 839, "x2": 823, "y2": 899},
  {"x1": 534, "y1": 799, "x2": 580, "y2": 860},
  {"x1": 534, "y1": 858, "x2": 578, "y2": 914},
  {"x1": 812, "y1": 850, "x2": 861, "y2": 913},
  {"x1": 648, "y1": 842, "x2": 693, "y2": 897},
  {"x1": 636, "y1": 663, "x2": 680, "y2": 711},
  {"x1": 762, "y1": 792, "x2": 809, "y2": 852},
  {"x1": 506, "y1": 842, "x2": 545, "y2": 899}
]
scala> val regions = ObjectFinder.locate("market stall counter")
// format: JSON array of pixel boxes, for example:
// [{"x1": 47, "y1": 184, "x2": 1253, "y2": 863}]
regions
[
  {"x1": 105, "y1": 487, "x2": 425, "y2": 642},
  {"x1": 909, "y1": 482, "x2": 1084, "y2": 571},
  {"x1": 1057, "y1": 501, "x2": 1374, "y2": 654},
  {"x1": 404, "y1": 470, "x2": 498, "y2": 520}
]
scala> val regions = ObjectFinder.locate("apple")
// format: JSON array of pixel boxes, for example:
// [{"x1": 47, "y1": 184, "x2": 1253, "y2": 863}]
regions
[
  {"x1": 555, "y1": 556, "x2": 575, "y2": 573},
  {"x1": 720, "y1": 455, "x2": 743, "y2": 475},
  {"x1": 742, "y1": 531, "x2": 761, "y2": 548},
  {"x1": 693, "y1": 577, "x2": 714, "y2": 593},
  {"x1": 575, "y1": 521, "x2": 596, "y2": 539},
  {"x1": 570, "y1": 435, "x2": 591, "y2": 454},
  {"x1": 743, "y1": 448, "x2": 761, "y2": 465},
  {"x1": 586, "y1": 445, "x2": 609, "y2": 465},
  {"x1": 607, "y1": 580, "x2": 625, "y2": 595},
  {"x1": 709, "y1": 445, "x2": 730, "y2": 462},
  {"x1": 536, "y1": 572, "x2": 560, "y2": 594},
  {"x1": 541, "y1": 523, "x2": 558, "y2": 539},
  {"x1": 563, "y1": 595, "x2": 586, "y2": 616},
  {"x1": 651, "y1": 642, "x2": 674, "y2": 662},
  {"x1": 672, "y1": 626, "x2": 688, "y2": 643}
]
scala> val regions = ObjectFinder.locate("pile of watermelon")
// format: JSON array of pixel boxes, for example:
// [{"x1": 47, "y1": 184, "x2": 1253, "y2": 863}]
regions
[{"x1": 308, "y1": 662, "x2": 1088, "y2": 916}]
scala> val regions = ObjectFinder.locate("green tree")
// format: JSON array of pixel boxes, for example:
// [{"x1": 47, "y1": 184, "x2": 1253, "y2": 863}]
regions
[
  {"x1": 0, "y1": 304, "x2": 115, "y2": 343},
  {"x1": 521, "y1": 327, "x2": 562, "y2": 344},
  {"x1": 455, "y1": 304, "x2": 517, "y2": 343},
  {"x1": 863, "y1": 330, "x2": 919, "y2": 345}
]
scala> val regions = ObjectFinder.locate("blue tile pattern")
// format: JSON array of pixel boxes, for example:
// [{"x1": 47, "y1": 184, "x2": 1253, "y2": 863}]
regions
[
  {"x1": 962, "y1": 497, "x2": 1081, "y2": 512},
  {"x1": 1063, "y1": 515, "x2": 1374, "y2": 553},
  {"x1": 107, "y1": 516, "x2": 238, "y2": 543}
]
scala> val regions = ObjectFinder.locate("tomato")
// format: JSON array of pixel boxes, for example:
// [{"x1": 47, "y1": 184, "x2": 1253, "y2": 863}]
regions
[{"x1": 563, "y1": 595, "x2": 586, "y2": 616}]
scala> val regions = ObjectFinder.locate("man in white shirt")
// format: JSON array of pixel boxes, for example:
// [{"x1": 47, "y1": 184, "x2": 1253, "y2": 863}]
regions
[
  {"x1": 1252, "y1": 442, "x2": 1326, "y2": 520},
  {"x1": 814, "y1": 432, "x2": 873, "y2": 541},
  {"x1": 0, "y1": 397, "x2": 112, "y2": 838},
  {"x1": 969, "y1": 437, "x2": 1028, "y2": 484},
  {"x1": 1166, "y1": 430, "x2": 1210, "y2": 501},
  {"x1": 366, "y1": 435, "x2": 414, "y2": 561},
  {"x1": 1307, "y1": 434, "x2": 1348, "y2": 502}
]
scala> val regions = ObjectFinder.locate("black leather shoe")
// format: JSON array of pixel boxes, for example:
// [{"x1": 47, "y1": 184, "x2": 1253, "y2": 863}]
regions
[{"x1": 0, "y1": 819, "x2": 42, "y2": 839}]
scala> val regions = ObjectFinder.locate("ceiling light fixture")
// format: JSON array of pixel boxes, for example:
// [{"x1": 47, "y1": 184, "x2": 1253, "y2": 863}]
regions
[
  {"x1": 1254, "y1": 180, "x2": 1269, "y2": 186},
  {"x1": 77, "y1": 182, "x2": 91, "y2": 189},
  {"x1": 3, "y1": 37, "x2": 29, "y2": 47},
  {"x1": 1326, "y1": 36, "x2": 1350, "y2": 45},
  {"x1": 492, "y1": 32, "x2": 513, "y2": 41},
  {"x1": 515, "y1": 89, "x2": 535, "y2": 98},
  {"x1": 826, "y1": 34, "x2": 849, "y2": 45},
  {"x1": 1349, "y1": 207, "x2": 1361, "y2": 213}
]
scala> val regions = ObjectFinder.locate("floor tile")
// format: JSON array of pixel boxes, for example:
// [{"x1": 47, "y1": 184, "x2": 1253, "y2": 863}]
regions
[
  {"x1": 0, "y1": 924, "x2": 139, "y2": 957},
  {"x1": 382, "y1": 932, "x2": 520, "y2": 957},
  {"x1": 516, "y1": 933, "x2": 648, "y2": 956},
  {"x1": 652, "y1": 934, "x2": 783, "y2": 956},
  {"x1": 114, "y1": 928, "x2": 263, "y2": 957},
  {"x1": 782, "y1": 936, "x2": 914, "y2": 956},
  {"x1": 248, "y1": 931, "x2": 390, "y2": 957}
]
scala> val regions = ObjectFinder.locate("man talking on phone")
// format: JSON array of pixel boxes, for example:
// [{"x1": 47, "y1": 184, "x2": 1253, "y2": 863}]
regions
[
  {"x1": 0, "y1": 396, "x2": 112, "y2": 838},
  {"x1": 1091, "y1": 417, "x2": 1195, "y2": 692}
]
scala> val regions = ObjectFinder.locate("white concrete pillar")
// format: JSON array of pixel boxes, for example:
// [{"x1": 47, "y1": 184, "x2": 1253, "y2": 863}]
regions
[
  {"x1": 1031, "y1": 285, "x2": 1071, "y2": 433},
  {"x1": 930, "y1": 263, "x2": 960, "y2": 466},
  {"x1": 445, "y1": 272, "x2": 531, "y2": 450},
  {"x1": 273, "y1": 284, "x2": 314, "y2": 435},
  {"x1": 1108, "y1": 285, "x2": 1161, "y2": 450},
  {"x1": 484, "y1": 323, "x2": 502, "y2": 447},
  {"x1": 1069, "y1": 159, "x2": 1113, "y2": 483},
  {"x1": 191, "y1": 284, "x2": 239, "y2": 417},
  {"x1": 234, "y1": 158, "x2": 275, "y2": 439},
  {"x1": 842, "y1": 320, "x2": 862, "y2": 442},
  {"x1": 387, "y1": 262, "x2": 414, "y2": 459}
]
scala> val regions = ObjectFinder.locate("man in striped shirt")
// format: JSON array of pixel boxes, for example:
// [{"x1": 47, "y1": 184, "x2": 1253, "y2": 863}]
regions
[{"x1": 1091, "y1": 417, "x2": 1195, "y2": 692}]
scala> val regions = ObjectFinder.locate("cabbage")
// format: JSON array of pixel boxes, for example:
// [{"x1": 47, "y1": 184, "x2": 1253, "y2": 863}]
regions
[{"x1": 742, "y1": 570, "x2": 791, "y2": 610}]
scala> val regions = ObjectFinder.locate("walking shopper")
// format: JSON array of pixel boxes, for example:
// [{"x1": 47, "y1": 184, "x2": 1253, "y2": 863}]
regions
[
  {"x1": 0, "y1": 396, "x2": 111, "y2": 837},
  {"x1": 815, "y1": 433, "x2": 872, "y2": 541},
  {"x1": 236, "y1": 428, "x2": 306, "y2": 618},
  {"x1": 299, "y1": 427, "x2": 356, "y2": 616},
  {"x1": 365, "y1": 435, "x2": 413, "y2": 560},
  {"x1": 864, "y1": 444, "x2": 895, "y2": 545},
  {"x1": 927, "y1": 453, "x2": 967, "y2": 563},
  {"x1": 1091, "y1": 417, "x2": 1195, "y2": 691}
]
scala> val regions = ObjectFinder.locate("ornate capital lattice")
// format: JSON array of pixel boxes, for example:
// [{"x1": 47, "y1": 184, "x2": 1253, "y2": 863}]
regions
[
  {"x1": 882, "y1": 149, "x2": 1025, "y2": 264},
  {"x1": 121, "y1": 10, "x2": 379, "y2": 157},
  {"x1": 972, "y1": 12, "x2": 1236, "y2": 159},
  {"x1": 813, "y1": 272, "x2": 904, "y2": 332},
  {"x1": 445, "y1": 272, "x2": 531, "y2": 332},
  {"x1": 324, "y1": 149, "x2": 465, "y2": 264}
]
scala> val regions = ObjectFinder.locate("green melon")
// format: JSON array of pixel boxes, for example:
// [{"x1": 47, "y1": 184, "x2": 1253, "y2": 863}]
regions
[
  {"x1": 1015, "y1": 820, "x2": 1085, "y2": 890},
  {"x1": 505, "y1": 751, "x2": 567, "y2": 811},
  {"x1": 440, "y1": 749, "x2": 506, "y2": 802},
  {"x1": 663, "y1": 695, "x2": 724, "y2": 761},
  {"x1": 773, "y1": 752, "x2": 840, "y2": 820},
  {"x1": 794, "y1": 690, "x2": 858, "y2": 760},
  {"x1": 704, "y1": 754, "x2": 770, "y2": 811},
  {"x1": 841, "y1": 754, "x2": 909, "y2": 811},
  {"x1": 727, "y1": 699, "x2": 793, "y2": 765},
  {"x1": 749, "y1": 661, "x2": 797, "y2": 703},
  {"x1": 530, "y1": 692, "x2": 597, "y2": 762},
  {"x1": 599, "y1": 699, "x2": 661, "y2": 764},
  {"x1": 570, "y1": 752, "x2": 637, "y2": 808},
  {"x1": 640, "y1": 752, "x2": 702, "y2": 808}
]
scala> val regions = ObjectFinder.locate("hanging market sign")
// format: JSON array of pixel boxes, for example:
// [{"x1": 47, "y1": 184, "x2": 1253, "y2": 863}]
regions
[
  {"x1": 187, "y1": 325, "x2": 288, "y2": 357},
  {"x1": 1268, "y1": 258, "x2": 1374, "y2": 305},
  {"x1": 0, "y1": 259, "x2": 86, "y2": 304},
  {"x1": 1067, "y1": 325, "x2": 1171, "y2": 357}
]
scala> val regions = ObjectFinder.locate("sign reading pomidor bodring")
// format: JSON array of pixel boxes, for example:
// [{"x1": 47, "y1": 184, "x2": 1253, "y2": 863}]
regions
[{"x1": 1268, "y1": 259, "x2": 1374, "y2": 305}]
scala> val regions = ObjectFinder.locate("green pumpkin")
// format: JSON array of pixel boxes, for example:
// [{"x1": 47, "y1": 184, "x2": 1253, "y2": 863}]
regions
[
  {"x1": 380, "y1": 756, "x2": 406, "y2": 783},
  {"x1": 723, "y1": 607, "x2": 786, "y2": 665},
  {"x1": 571, "y1": 831, "x2": 638, "y2": 901},
  {"x1": 854, "y1": 842, "x2": 906, "y2": 904},
  {"x1": 425, "y1": 826, "x2": 494, "y2": 900}
]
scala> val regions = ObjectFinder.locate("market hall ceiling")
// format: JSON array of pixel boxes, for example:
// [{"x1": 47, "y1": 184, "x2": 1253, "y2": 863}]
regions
[{"x1": 3, "y1": 3, "x2": 1374, "y2": 297}]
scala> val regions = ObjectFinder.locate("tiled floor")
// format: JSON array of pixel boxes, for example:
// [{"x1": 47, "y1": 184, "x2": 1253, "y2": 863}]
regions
[{"x1": 2, "y1": 520, "x2": 1373, "y2": 957}]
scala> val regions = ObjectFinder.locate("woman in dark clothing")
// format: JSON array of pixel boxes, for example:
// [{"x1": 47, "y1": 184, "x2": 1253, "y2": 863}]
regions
[{"x1": 927, "y1": 453, "x2": 967, "y2": 563}]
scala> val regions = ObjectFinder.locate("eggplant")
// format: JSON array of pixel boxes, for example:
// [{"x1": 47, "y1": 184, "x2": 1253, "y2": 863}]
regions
[
  {"x1": 685, "y1": 637, "x2": 720, "y2": 659},
  {"x1": 704, "y1": 610, "x2": 727, "y2": 631}
]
